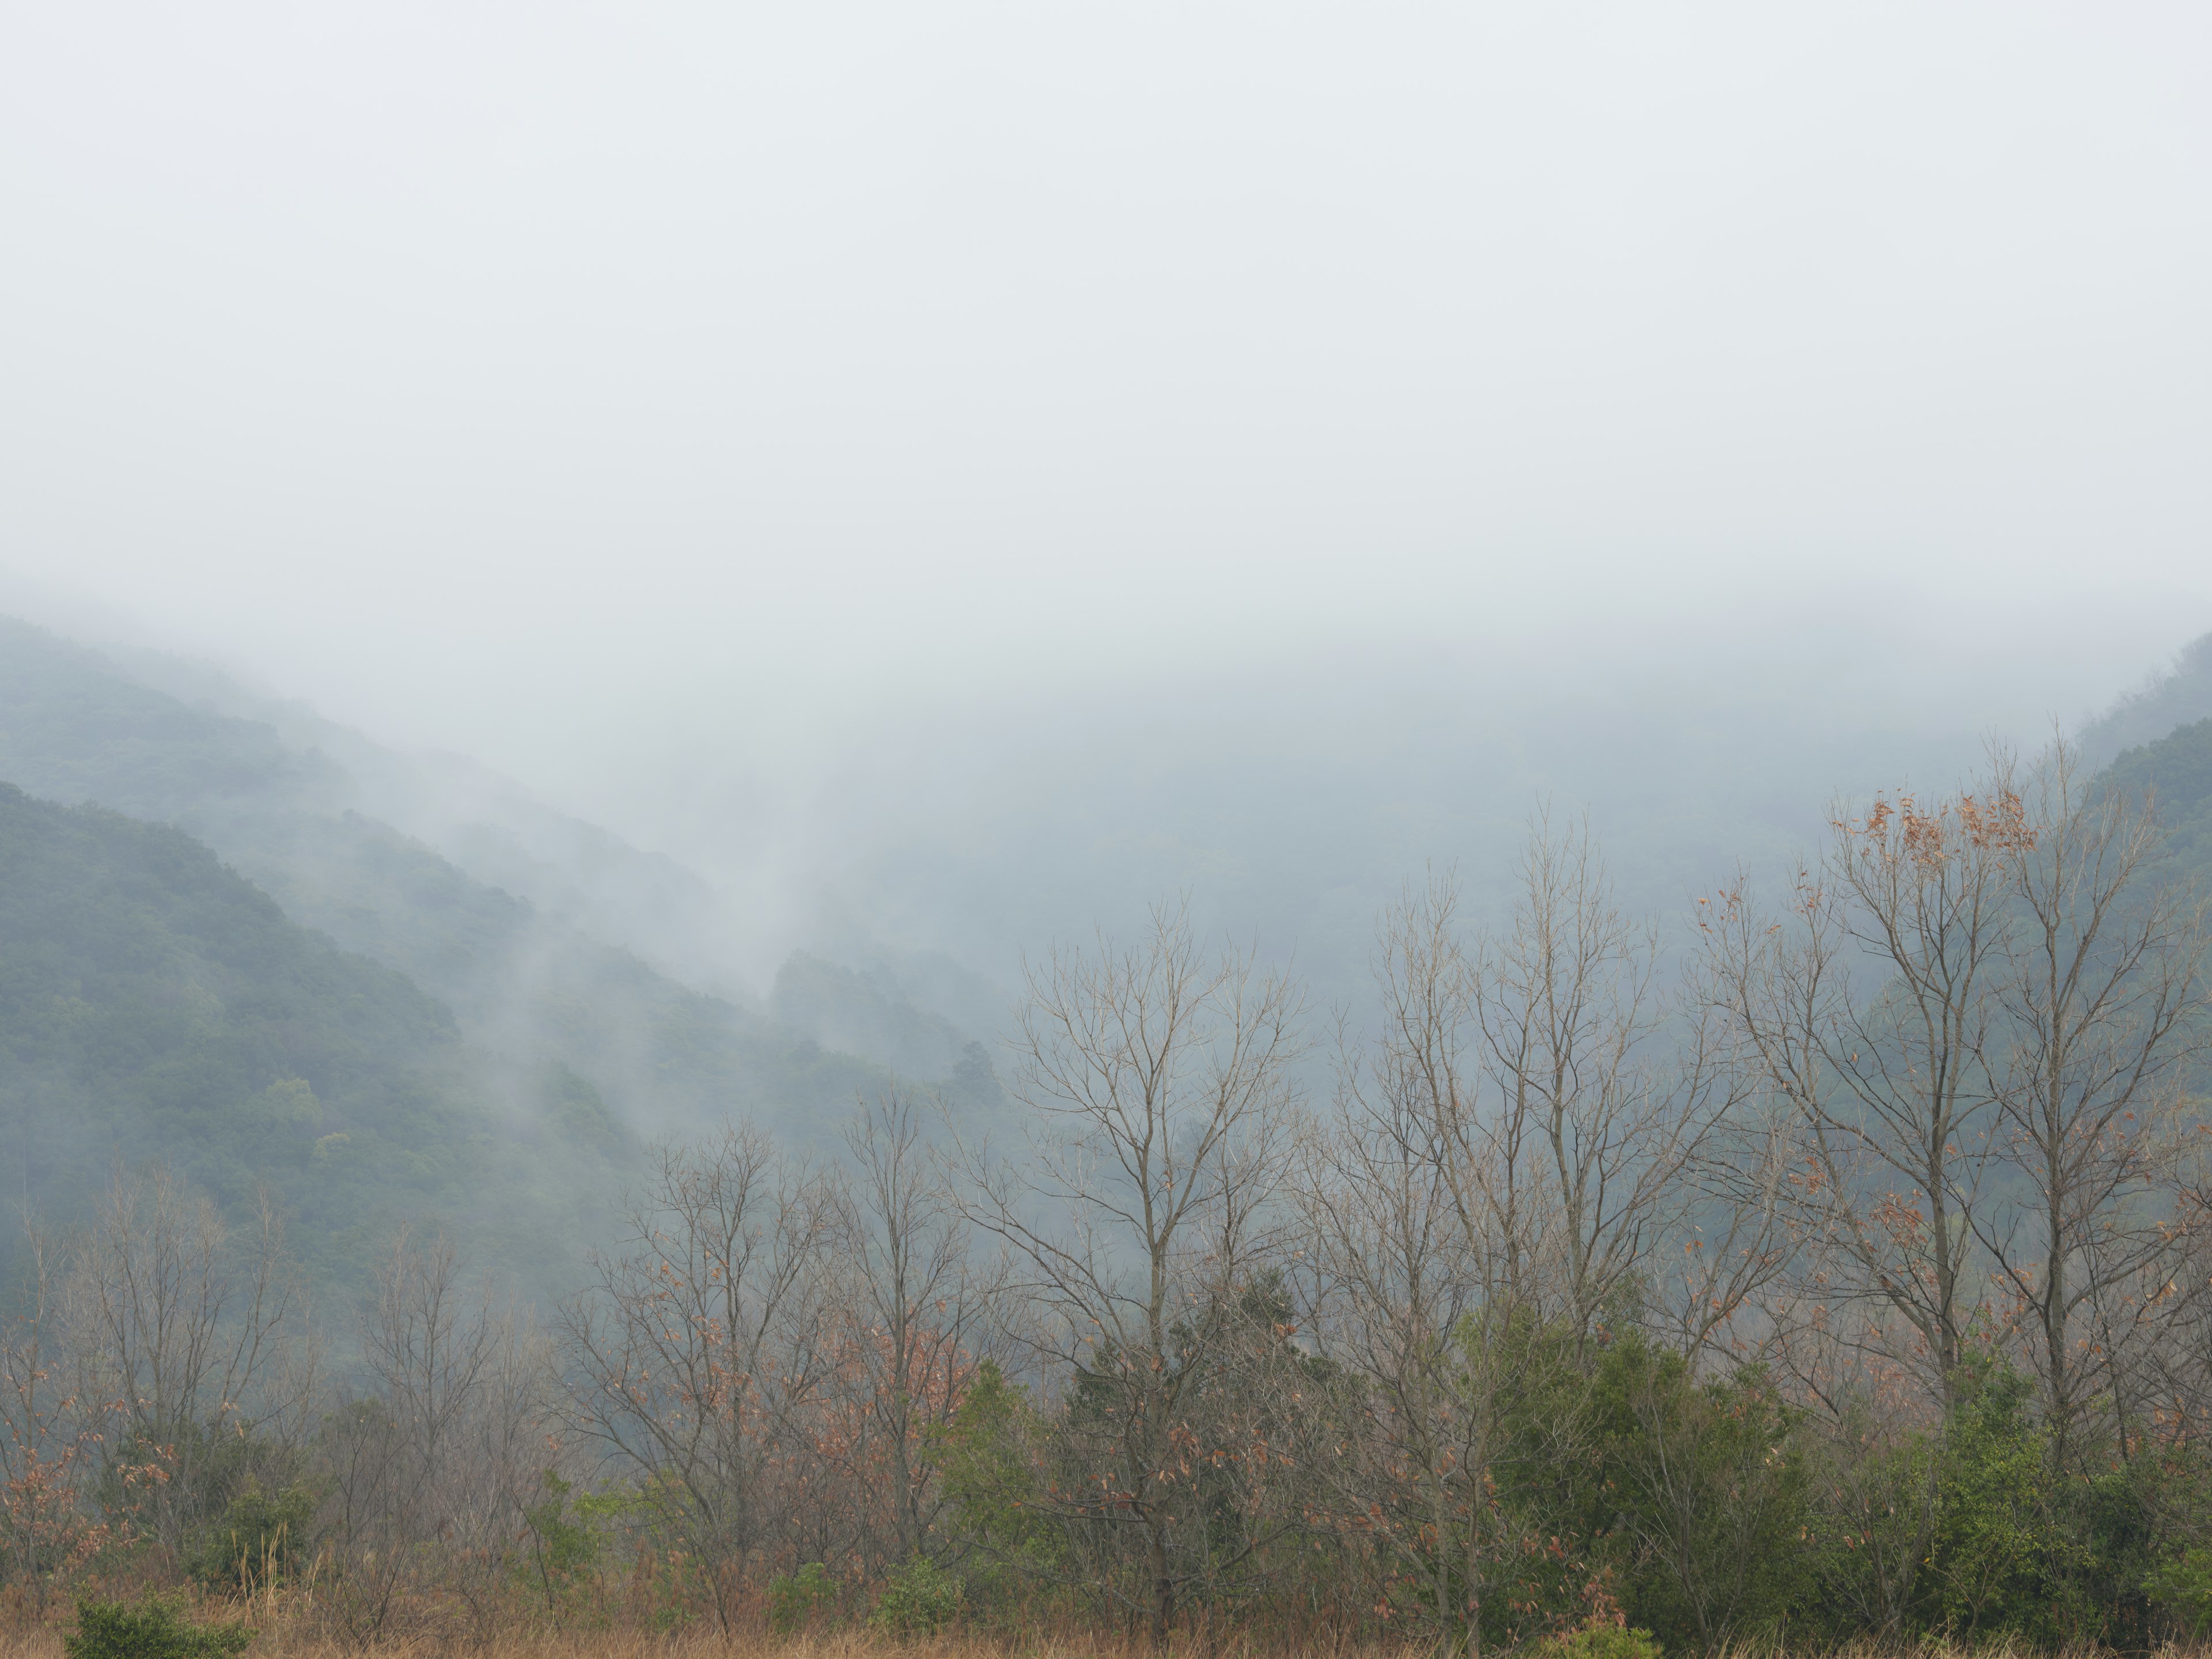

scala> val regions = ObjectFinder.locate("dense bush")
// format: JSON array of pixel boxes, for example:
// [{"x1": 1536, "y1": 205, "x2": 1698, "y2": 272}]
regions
[
  {"x1": 767, "y1": 1563, "x2": 838, "y2": 1635},
  {"x1": 187, "y1": 1484, "x2": 317, "y2": 1596},
  {"x1": 63, "y1": 1598, "x2": 252, "y2": 1659},
  {"x1": 870, "y1": 1559, "x2": 964, "y2": 1635}
]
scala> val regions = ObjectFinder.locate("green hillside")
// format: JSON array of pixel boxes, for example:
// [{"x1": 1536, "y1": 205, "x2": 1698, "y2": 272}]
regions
[
  {"x1": 2103, "y1": 713, "x2": 2212, "y2": 883},
  {"x1": 0, "y1": 616, "x2": 932, "y2": 1149},
  {"x1": 0, "y1": 783, "x2": 621, "y2": 1297}
]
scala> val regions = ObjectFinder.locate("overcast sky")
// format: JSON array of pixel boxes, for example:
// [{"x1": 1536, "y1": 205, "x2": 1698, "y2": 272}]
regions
[{"x1": 3, "y1": 2, "x2": 2209, "y2": 866}]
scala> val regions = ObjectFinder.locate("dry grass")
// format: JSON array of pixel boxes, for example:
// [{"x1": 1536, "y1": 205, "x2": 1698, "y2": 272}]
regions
[
  {"x1": 0, "y1": 1605, "x2": 2199, "y2": 1659},
  {"x1": 0, "y1": 1629, "x2": 1421, "y2": 1659},
  {"x1": 0, "y1": 1585, "x2": 1415, "y2": 1659},
  {"x1": 2, "y1": 1642, "x2": 2207, "y2": 1659}
]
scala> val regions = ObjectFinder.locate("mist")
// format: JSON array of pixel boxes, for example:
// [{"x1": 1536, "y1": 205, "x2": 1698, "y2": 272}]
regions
[{"x1": 6, "y1": 1, "x2": 2212, "y2": 1002}]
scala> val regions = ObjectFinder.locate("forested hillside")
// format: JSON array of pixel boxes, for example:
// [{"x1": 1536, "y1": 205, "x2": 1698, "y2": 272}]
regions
[
  {"x1": 0, "y1": 784, "x2": 623, "y2": 1298},
  {"x1": 2081, "y1": 636, "x2": 2212, "y2": 768},
  {"x1": 0, "y1": 618, "x2": 991, "y2": 1151},
  {"x1": 2105, "y1": 713, "x2": 2212, "y2": 882}
]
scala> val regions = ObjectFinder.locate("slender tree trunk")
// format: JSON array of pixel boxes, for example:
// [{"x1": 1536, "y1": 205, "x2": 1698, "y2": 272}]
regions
[{"x1": 1151, "y1": 1528, "x2": 1174, "y2": 1650}]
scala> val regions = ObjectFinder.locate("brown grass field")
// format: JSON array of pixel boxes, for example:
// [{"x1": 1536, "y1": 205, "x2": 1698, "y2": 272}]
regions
[
  {"x1": 0, "y1": 1630, "x2": 1393, "y2": 1659},
  {"x1": 0, "y1": 1589, "x2": 1392, "y2": 1659},
  {"x1": 0, "y1": 1611, "x2": 2201, "y2": 1659}
]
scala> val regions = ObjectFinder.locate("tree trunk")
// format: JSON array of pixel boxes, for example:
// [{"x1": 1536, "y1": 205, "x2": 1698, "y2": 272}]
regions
[{"x1": 1149, "y1": 1517, "x2": 1174, "y2": 1650}]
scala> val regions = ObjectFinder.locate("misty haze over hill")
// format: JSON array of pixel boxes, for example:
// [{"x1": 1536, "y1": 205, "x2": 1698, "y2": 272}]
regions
[
  {"x1": 3, "y1": 5, "x2": 2208, "y2": 950},
  {"x1": 12, "y1": 607, "x2": 2212, "y2": 1051},
  {"x1": 4, "y1": 1, "x2": 2212, "y2": 1287}
]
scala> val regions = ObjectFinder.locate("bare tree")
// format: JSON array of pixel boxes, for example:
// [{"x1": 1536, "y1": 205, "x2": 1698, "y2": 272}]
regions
[
  {"x1": 1295, "y1": 872, "x2": 1538, "y2": 1658},
  {"x1": 1642, "y1": 1088, "x2": 1800, "y2": 1364},
  {"x1": 62, "y1": 1168, "x2": 313, "y2": 1560},
  {"x1": 0, "y1": 1217, "x2": 112, "y2": 1610},
  {"x1": 321, "y1": 1230, "x2": 548, "y2": 1645},
  {"x1": 1700, "y1": 779, "x2": 2022, "y2": 1411},
  {"x1": 556, "y1": 1126, "x2": 838, "y2": 1628},
  {"x1": 820, "y1": 1089, "x2": 1002, "y2": 1572},
  {"x1": 2138, "y1": 1175, "x2": 2212, "y2": 1461},
  {"x1": 1294, "y1": 849, "x2": 1760, "y2": 1656},
  {"x1": 1975, "y1": 740, "x2": 2209, "y2": 1469},
  {"x1": 959, "y1": 900, "x2": 1304, "y2": 1649},
  {"x1": 1472, "y1": 816, "x2": 1735, "y2": 1355}
]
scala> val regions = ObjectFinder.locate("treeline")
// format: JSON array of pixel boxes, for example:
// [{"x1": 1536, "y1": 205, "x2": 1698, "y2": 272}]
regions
[{"x1": 9, "y1": 741, "x2": 2212, "y2": 1653}]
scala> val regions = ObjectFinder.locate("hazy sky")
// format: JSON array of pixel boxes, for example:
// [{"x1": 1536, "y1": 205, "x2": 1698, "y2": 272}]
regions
[{"x1": 4, "y1": 3, "x2": 2210, "y2": 866}]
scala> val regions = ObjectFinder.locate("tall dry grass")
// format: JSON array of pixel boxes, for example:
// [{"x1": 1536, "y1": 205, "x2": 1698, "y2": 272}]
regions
[
  {"x1": 0, "y1": 1627, "x2": 1424, "y2": 1659},
  {"x1": 0, "y1": 1580, "x2": 2195, "y2": 1659},
  {"x1": 0, "y1": 1574, "x2": 1408, "y2": 1659},
  {"x1": 2, "y1": 1620, "x2": 2207, "y2": 1659}
]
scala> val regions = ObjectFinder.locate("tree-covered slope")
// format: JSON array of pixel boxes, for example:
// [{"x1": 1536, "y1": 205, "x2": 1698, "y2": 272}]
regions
[
  {"x1": 2103, "y1": 713, "x2": 2212, "y2": 883},
  {"x1": 0, "y1": 618, "x2": 341, "y2": 829},
  {"x1": 0, "y1": 616, "x2": 941, "y2": 1146},
  {"x1": 2080, "y1": 634, "x2": 2212, "y2": 770},
  {"x1": 0, "y1": 783, "x2": 612, "y2": 1295},
  {"x1": 109, "y1": 638, "x2": 760, "y2": 997}
]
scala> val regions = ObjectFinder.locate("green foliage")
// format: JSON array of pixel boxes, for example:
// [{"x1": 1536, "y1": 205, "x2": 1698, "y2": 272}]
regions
[
  {"x1": 2146, "y1": 1547, "x2": 2212, "y2": 1639},
  {"x1": 870, "y1": 1557, "x2": 965, "y2": 1635},
  {"x1": 187, "y1": 1483, "x2": 317, "y2": 1596},
  {"x1": 521, "y1": 1471, "x2": 600, "y2": 1608},
  {"x1": 1588, "y1": 1338, "x2": 1810, "y2": 1649},
  {"x1": 1532, "y1": 1623, "x2": 1663, "y2": 1659},
  {"x1": 1925, "y1": 1358, "x2": 2071, "y2": 1643},
  {"x1": 540, "y1": 1063, "x2": 626, "y2": 1158},
  {"x1": 1460, "y1": 1310, "x2": 1609, "y2": 1646},
  {"x1": 64, "y1": 1597, "x2": 252, "y2": 1659},
  {"x1": 23, "y1": 612, "x2": 2212, "y2": 1655},
  {"x1": 928, "y1": 1361, "x2": 1058, "y2": 1582},
  {"x1": 1794, "y1": 1399, "x2": 1940, "y2": 1640},
  {"x1": 767, "y1": 1562, "x2": 839, "y2": 1634}
]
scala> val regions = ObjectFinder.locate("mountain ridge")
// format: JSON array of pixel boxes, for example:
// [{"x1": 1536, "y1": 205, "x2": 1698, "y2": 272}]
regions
[{"x1": 0, "y1": 616, "x2": 993, "y2": 1147}]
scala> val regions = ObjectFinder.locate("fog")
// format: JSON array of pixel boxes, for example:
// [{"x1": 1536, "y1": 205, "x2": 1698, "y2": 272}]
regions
[
  {"x1": 5, "y1": 2, "x2": 2211, "y2": 987},
  {"x1": 15, "y1": 12, "x2": 2212, "y2": 1620}
]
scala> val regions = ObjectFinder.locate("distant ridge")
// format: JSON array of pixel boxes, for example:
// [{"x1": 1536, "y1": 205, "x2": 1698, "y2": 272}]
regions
[
  {"x1": 0, "y1": 616, "x2": 995, "y2": 1154},
  {"x1": 100, "y1": 634, "x2": 760, "y2": 999},
  {"x1": 5, "y1": 615, "x2": 1006, "y2": 1084},
  {"x1": 2077, "y1": 631, "x2": 2212, "y2": 768}
]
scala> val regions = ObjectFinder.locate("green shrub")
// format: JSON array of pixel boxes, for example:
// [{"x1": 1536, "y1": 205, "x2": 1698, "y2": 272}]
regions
[
  {"x1": 64, "y1": 1597, "x2": 252, "y2": 1659},
  {"x1": 1927, "y1": 1356, "x2": 2073, "y2": 1643},
  {"x1": 767, "y1": 1561, "x2": 838, "y2": 1634},
  {"x1": 187, "y1": 1484, "x2": 316, "y2": 1596},
  {"x1": 924, "y1": 1360, "x2": 1059, "y2": 1611},
  {"x1": 521, "y1": 1471, "x2": 599, "y2": 1608},
  {"x1": 2146, "y1": 1547, "x2": 2212, "y2": 1639},
  {"x1": 871, "y1": 1558, "x2": 964, "y2": 1636},
  {"x1": 1533, "y1": 1623, "x2": 1662, "y2": 1659}
]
